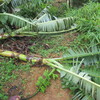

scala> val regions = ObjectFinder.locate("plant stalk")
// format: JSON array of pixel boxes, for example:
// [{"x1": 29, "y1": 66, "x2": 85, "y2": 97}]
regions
[
  {"x1": 0, "y1": 49, "x2": 41, "y2": 63},
  {"x1": 45, "y1": 59, "x2": 100, "y2": 88}
]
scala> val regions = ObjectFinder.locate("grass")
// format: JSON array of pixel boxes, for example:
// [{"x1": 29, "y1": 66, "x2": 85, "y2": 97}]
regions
[
  {"x1": 29, "y1": 35, "x2": 69, "y2": 58},
  {"x1": 0, "y1": 57, "x2": 31, "y2": 100},
  {"x1": 65, "y1": 1, "x2": 100, "y2": 47}
]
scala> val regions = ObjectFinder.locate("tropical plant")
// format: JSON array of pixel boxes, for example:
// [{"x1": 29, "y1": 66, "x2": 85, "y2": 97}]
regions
[
  {"x1": 36, "y1": 69, "x2": 58, "y2": 93},
  {"x1": 56, "y1": 46, "x2": 100, "y2": 66},
  {"x1": 0, "y1": 0, "x2": 78, "y2": 40},
  {"x1": 0, "y1": 1, "x2": 100, "y2": 100},
  {"x1": 0, "y1": 0, "x2": 53, "y2": 11},
  {"x1": 0, "y1": 12, "x2": 77, "y2": 39},
  {"x1": 0, "y1": 45, "x2": 100, "y2": 100},
  {"x1": 46, "y1": 49, "x2": 100, "y2": 100}
]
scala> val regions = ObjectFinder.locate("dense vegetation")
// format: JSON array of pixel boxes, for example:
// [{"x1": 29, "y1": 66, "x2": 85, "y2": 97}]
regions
[
  {"x1": 0, "y1": 0, "x2": 100, "y2": 100},
  {"x1": 65, "y1": 2, "x2": 100, "y2": 46}
]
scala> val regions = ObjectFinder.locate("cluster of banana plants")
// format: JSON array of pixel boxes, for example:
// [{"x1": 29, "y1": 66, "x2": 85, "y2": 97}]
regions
[{"x1": 0, "y1": 0, "x2": 100, "y2": 100}]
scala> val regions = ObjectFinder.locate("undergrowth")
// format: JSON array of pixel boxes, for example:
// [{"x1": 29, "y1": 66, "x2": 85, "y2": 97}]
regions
[
  {"x1": 29, "y1": 35, "x2": 68, "y2": 57},
  {"x1": 0, "y1": 57, "x2": 31, "y2": 100},
  {"x1": 65, "y1": 2, "x2": 100, "y2": 47},
  {"x1": 0, "y1": 1, "x2": 100, "y2": 100},
  {"x1": 36, "y1": 69, "x2": 58, "y2": 93}
]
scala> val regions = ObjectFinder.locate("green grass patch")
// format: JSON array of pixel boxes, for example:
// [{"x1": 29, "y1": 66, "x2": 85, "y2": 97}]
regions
[
  {"x1": 65, "y1": 2, "x2": 100, "y2": 47},
  {"x1": 29, "y1": 35, "x2": 68, "y2": 57},
  {"x1": 0, "y1": 57, "x2": 31, "y2": 100}
]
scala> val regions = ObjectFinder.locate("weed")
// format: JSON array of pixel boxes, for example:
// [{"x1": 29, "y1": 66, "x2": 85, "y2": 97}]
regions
[
  {"x1": 29, "y1": 36, "x2": 68, "y2": 57},
  {"x1": 36, "y1": 69, "x2": 58, "y2": 93},
  {"x1": 0, "y1": 57, "x2": 31, "y2": 100}
]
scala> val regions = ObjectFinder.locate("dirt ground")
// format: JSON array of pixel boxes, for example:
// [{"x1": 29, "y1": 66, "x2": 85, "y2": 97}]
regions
[
  {"x1": 4, "y1": 66, "x2": 72, "y2": 100},
  {"x1": 23, "y1": 66, "x2": 72, "y2": 100}
]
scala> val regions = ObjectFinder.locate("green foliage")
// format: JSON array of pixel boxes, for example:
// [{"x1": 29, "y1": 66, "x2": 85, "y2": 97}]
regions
[
  {"x1": 65, "y1": 2, "x2": 100, "y2": 46},
  {"x1": 72, "y1": 0, "x2": 100, "y2": 7},
  {"x1": 36, "y1": 69, "x2": 58, "y2": 93},
  {"x1": 0, "y1": 12, "x2": 76, "y2": 36},
  {"x1": 0, "y1": 93, "x2": 8, "y2": 100},
  {"x1": 54, "y1": 45, "x2": 100, "y2": 100},
  {"x1": 0, "y1": 0, "x2": 53, "y2": 13},
  {"x1": 57, "y1": 58, "x2": 100, "y2": 100},
  {"x1": 82, "y1": 67, "x2": 100, "y2": 84},
  {"x1": 0, "y1": 12, "x2": 36, "y2": 33},
  {"x1": 48, "y1": 3, "x2": 69, "y2": 17},
  {"x1": 29, "y1": 35, "x2": 68, "y2": 57},
  {"x1": 47, "y1": 44, "x2": 100, "y2": 100},
  {"x1": 0, "y1": 57, "x2": 30, "y2": 100},
  {"x1": 36, "y1": 16, "x2": 76, "y2": 32},
  {"x1": 0, "y1": 0, "x2": 54, "y2": 34},
  {"x1": 0, "y1": 1, "x2": 100, "y2": 100},
  {"x1": 17, "y1": 3, "x2": 48, "y2": 19},
  {"x1": 61, "y1": 46, "x2": 100, "y2": 66}
]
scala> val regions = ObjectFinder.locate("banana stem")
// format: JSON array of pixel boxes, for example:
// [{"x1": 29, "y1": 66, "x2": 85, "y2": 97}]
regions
[
  {"x1": 0, "y1": 49, "x2": 41, "y2": 63},
  {"x1": 0, "y1": 27, "x2": 77, "y2": 40},
  {"x1": 45, "y1": 59, "x2": 100, "y2": 88}
]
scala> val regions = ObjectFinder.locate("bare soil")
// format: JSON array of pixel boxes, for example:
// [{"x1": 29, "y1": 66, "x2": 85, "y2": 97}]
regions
[
  {"x1": 4, "y1": 66, "x2": 72, "y2": 100},
  {"x1": 22, "y1": 66, "x2": 72, "y2": 100}
]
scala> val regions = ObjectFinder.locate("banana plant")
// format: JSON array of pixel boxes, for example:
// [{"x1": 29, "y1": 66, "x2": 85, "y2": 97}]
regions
[
  {"x1": 0, "y1": 0, "x2": 54, "y2": 37},
  {"x1": 0, "y1": 12, "x2": 77, "y2": 39},
  {"x1": 0, "y1": 0, "x2": 77, "y2": 40},
  {"x1": 0, "y1": 46, "x2": 100, "y2": 100},
  {"x1": 55, "y1": 46, "x2": 100, "y2": 65},
  {"x1": 47, "y1": 59, "x2": 100, "y2": 100}
]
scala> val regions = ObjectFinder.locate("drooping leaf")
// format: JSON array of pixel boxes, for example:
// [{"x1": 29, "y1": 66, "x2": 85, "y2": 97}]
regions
[
  {"x1": 1, "y1": 12, "x2": 36, "y2": 26},
  {"x1": 56, "y1": 46, "x2": 100, "y2": 66},
  {"x1": 37, "y1": 17, "x2": 76, "y2": 32},
  {"x1": 46, "y1": 60, "x2": 100, "y2": 100},
  {"x1": 0, "y1": 12, "x2": 77, "y2": 37}
]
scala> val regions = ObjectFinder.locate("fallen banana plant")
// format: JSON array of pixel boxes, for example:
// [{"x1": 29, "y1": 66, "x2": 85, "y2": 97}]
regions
[
  {"x1": 0, "y1": 49, "x2": 42, "y2": 63},
  {"x1": 0, "y1": 13, "x2": 77, "y2": 40},
  {"x1": 46, "y1": 59, "x2": 100, "y2": 100},
  {"x1": 0, "y1": 49, "x2": 100, "y2": 100},
  {"x1": 55, "y1": 46, "x2": 100, "y2": 66},
  {"x1": 0, "y1": 33, "x2": 38, "y2": 40}
]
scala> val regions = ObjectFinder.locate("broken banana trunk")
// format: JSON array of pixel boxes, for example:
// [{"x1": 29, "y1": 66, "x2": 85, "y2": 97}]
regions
[{"x1": 0, "y1": 49, "x2": 42, "y2": 64}]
